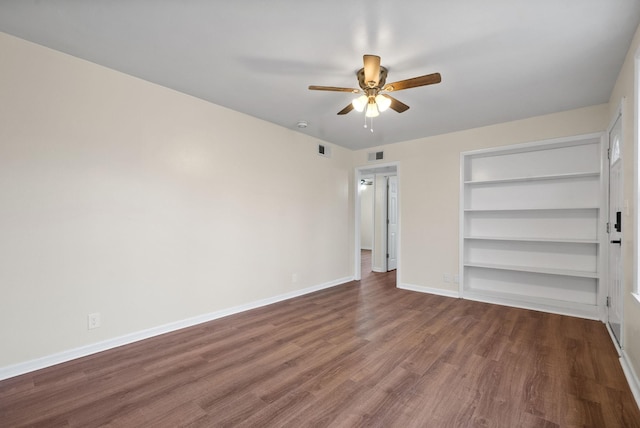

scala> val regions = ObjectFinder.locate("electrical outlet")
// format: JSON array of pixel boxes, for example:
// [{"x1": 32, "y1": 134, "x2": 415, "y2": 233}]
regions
[
  {"x1": 87, "y1": 312, "x2": 101, "y2": 330},
  {"x1": 453, "y1": 274, "x2": 460, "y2": 284},
  {"x1": 292, "y1": 273, "x2": 298, "y2": 284},
  {"x1": 443, "y1": 273, "x2": 451, "y2": 283}
]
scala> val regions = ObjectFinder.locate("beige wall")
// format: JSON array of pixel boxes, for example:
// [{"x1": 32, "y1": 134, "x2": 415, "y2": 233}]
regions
[
  {"x1": 354, "y1": 104, "x2": 609, "y2": 294},
  {"x1": 0, "y1": 33, "x2": 353, "y2": 369},
  {"x1": 608, "y1": 22, "x2": 640, "y2": 383}
]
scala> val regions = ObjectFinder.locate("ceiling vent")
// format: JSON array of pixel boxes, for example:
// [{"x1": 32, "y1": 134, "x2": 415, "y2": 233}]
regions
[
  {"x1": 367, "y1": 151, "x2": 384, "y2": 162},
  {"x1": 318, "y1": 144, "x2": 331, "y2": 158}
]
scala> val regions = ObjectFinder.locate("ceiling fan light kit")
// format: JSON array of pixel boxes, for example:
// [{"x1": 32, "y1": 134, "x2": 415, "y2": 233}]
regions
[
  {"x1": 352, "y1": 95, "x2": 368, "y2": 112},
  {"x1": 375, "y1": 94, "x2": 391, "y2": 112},
  {"x1": 309, "y1": 54, "x2": 441, "y2": 130},
  {"x1": 365, "y1": 101, "x2": 379, "y2": 118}
]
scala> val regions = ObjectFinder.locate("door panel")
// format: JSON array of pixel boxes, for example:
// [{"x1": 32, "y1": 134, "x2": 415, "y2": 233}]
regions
[
  {"x1": 608, "y1": 113, "x2": 623, "y2": 346},
  {"x1": 387, "y1": 176, "x2": 398, "y2": 271}
]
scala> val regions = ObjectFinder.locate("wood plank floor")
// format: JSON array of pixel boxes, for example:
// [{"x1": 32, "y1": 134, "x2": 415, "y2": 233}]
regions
[{"x1": 1, "y1": 250, "x2": 639, "y2": 427}]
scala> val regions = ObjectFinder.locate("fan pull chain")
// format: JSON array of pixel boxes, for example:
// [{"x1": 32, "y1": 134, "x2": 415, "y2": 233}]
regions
[
  {"x1": 362, "y1": 114, "x2": 374, "y2": 132},
  {"x1": 363, "y1": 114, "x2": 375, "y2": 132}
]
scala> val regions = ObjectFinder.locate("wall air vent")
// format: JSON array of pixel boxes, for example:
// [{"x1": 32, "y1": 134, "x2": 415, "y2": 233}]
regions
[
  {"x1": 367, "y1": 151, "x2": 384, "y2": 162},
  {"x1": 318, "y1": 144, "x2": 331, "y2": 158}
]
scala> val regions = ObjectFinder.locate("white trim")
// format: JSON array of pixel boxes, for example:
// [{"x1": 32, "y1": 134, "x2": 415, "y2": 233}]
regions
[
  {"x1": 459, "y1": 152, "x2": 465, "y2": 297},
  {"x1": 354, "y1": 170, "x2": 362, "y2": 281},
  {"x1": 398, "y1": 283, "x2": 460, "y2": 299},
  {"x1": 606, "y1": 321, "x2": 623, "y2": 356},
  {"x1": 0, "y1": 276, "x2": 353, "y2": 381},
  {"x1": 621, "y1": 350, "x2": 640, "y2": 410},
  {"x1": 634, "y1": 49, "x2": 640, "y2": 298},
  {"x1": 599, "y1": 132, "x2": 610, "y2": 322}
]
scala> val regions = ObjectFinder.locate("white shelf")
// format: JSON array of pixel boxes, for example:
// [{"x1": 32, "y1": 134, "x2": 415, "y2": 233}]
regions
[
  {"x1": 464, "y1": 262, "x2": 598, "y2": 278},
  {"x1": 464, "y1": 236, "x2": 599, "y2": 244},
  {"x1": 464, "y1": 171, "x2": 599, "y2": 185},
  {"x1": 464, "y1": 207, "x2": 599, "y2": 212},
  {"x1": 462, "y1": 289, "x2": 599, "y2": 319}
]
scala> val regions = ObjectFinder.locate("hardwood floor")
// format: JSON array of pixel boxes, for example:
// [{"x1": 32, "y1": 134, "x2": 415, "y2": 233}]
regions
[{"x1": 1, "y1": 250, "x2": 639, "y2": 427}]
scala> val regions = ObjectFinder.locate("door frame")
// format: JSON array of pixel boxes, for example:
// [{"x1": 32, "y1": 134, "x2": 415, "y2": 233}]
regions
[
  {"x1": 604, "y1": 101, "x2": 625, "y2": 350},
  {"x1": 354, "y1": 162, "x2": 400, "y2": 281}
]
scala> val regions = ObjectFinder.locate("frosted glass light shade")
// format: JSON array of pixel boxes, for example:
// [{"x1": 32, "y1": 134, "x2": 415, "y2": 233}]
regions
[
  {"x1": 375, "y1": 94, "x2": 392, "y2": 112},
  {"x1": 365, "y1": 102, "x2": 379, "y2": 118},
  {"x1": 352, "y1": 95, "x2": 368, "y2": 112}
]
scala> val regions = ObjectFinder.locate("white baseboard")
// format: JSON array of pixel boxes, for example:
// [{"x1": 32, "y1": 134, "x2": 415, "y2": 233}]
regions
[
  {"x1": 621, "y1": 350, "x2": 640, "y2": 410},
  {"x1": 0, "y1": 276, "x2": 353, "y2": 381},
  {"x1": 605, "y1": 323, "x2": 623, "y2": 356},
  {"x1": 398, "y1": 283, "x2": 460, "y2": 298}
]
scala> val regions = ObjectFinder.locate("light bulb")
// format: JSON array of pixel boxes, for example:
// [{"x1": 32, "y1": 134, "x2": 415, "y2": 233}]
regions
[
  {"x1": 365, "y1": 102, "x2": 379, "y2": 118},
  {"x1": 352, "y1": 95, "x2": 368, "y2": 112},
  {"x1": 375, "y1": 94, "x2": 392, "y2": 112}
]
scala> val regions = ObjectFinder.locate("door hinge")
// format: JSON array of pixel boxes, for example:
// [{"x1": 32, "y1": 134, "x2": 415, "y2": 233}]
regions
[
  {"x1": 606, "y1": 222, "x2": 611, "y2": 233},
  {"x1": 606, "y1": 296, "x2": 610, "y2": 307},
  {"x1": 386, "y1": 253, "x2": 389, "y2": 258},
  {"x1": 607, "y1": 148, "x2": 611, "y2": 159}
]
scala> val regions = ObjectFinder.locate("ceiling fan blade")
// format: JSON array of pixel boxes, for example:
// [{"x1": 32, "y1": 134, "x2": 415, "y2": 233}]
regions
[
  {"x1": 363, "y1": 55, "x2": 381, "y2": 87},
  {"x1": 381, "y1": 94, "x2": 410, "y2": 113},
  {"x1": 383, "y1": 72, "x2": 441, "y2": 92},
  {"x1": 309, "y1": 85, "x2": 359, "y2": 93},
  {"x1": 337, "y1": 103, "x2": 354, "y2": 115}
]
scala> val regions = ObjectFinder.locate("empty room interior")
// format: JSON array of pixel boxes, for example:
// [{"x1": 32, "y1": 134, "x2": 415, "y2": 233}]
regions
[{"x1": 3, "y1": 1, "x2": 640, "y2": 426}]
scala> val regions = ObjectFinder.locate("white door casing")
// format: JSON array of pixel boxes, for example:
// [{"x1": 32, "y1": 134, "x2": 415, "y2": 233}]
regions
[{"x1": 608, "y1": 112, "x2": 623, "y2": 347}]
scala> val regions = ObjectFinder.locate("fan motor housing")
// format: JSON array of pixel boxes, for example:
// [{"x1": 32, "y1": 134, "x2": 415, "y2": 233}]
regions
[{"x1": 357, "y1": 66, "x2": 388, "y2": 90}]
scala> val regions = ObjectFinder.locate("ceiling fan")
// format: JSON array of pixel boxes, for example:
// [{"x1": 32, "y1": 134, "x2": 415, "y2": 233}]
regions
[{"x1": 309, "y1": 54, "x2": 441, "y2": 118}]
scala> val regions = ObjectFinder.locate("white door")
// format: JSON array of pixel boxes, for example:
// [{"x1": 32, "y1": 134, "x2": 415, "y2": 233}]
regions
[
  {"x1": 608, "y1": 113, "x2": 623, "y2": 346},
  {"x1": 387, "y1": 176, "x2": 398, "y2": 271}
]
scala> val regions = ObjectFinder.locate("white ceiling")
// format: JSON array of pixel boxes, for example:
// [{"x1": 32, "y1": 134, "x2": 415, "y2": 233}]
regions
[{"x1": 1, "y1": 1, "x2": 639, "y2": 150}]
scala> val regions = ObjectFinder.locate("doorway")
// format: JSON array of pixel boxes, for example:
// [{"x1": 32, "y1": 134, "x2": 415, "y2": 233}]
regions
[{"x1": 355, "y1": 163, "x2": 399, "y2": 281}]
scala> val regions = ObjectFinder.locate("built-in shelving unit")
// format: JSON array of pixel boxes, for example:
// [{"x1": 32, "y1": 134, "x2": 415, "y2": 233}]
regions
[{"x1": 460, "y1": 134, "x2": 604, "y2": 319}]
